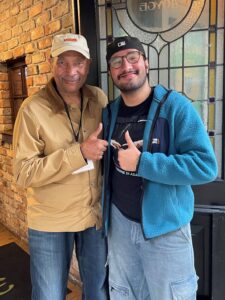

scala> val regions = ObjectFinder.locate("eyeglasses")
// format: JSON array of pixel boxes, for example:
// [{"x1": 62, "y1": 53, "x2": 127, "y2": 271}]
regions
[{"x1": 108, "y1": 51, "x2": 144, "y2": 69}]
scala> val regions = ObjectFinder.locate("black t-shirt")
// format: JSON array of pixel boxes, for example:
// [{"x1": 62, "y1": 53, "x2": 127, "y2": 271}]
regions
[{"x1": 111, "y1": 93, "x2": 153, "y2": 222}]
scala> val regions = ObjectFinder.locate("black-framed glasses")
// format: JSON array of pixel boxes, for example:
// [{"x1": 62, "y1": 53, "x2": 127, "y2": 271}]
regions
[{"x1": 108, "y1": 51, "x2": 144, "y2": 69}]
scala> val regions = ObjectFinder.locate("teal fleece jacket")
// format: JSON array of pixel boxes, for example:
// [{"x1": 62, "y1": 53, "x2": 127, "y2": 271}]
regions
[{"x1": 102, "y1": 84, "x2": 218, "y2": 239}]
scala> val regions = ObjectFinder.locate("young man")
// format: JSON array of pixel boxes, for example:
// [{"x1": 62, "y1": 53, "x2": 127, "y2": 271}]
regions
[
  {"x1": 13, "y1": 33, "x2": 109, "y2": 300},
  {"x1": 102, "y1": 36, "x2": 218, "y2": 300}
]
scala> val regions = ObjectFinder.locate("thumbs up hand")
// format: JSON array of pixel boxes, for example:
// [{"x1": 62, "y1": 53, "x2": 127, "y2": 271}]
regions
[
  {"x1": 118, "y1": 131, "x2": 141, "y2": 171},
  {"x1": 91, "y1": 122, "x2": 104, "y2": 139},
  {"x1": 80, "y1": 123, "x2": 108, "y2": 161}
]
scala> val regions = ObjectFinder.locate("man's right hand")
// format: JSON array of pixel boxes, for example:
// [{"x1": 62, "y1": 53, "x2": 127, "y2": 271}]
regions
[{"x1": 80, "y1": 123, "x2": 108, "y2": 161}]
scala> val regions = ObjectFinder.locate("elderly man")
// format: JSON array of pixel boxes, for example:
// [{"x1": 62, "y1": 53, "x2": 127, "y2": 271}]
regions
[{"x1": 13, "y1": 33, "x2": 109, "y2": 300}]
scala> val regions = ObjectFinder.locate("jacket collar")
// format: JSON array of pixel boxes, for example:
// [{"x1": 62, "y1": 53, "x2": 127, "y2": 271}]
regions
[{"x1": 42, "y1": 78, "x2": 98, "y2": 113}]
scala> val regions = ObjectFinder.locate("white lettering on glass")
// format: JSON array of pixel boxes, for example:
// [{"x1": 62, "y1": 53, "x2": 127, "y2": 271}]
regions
[{"x1": 139, "y1": 0, "x2": 191, "y2": 11}]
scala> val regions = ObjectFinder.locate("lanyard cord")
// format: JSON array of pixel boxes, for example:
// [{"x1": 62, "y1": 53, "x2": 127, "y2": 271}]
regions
[
  {"x1": 54, "y1": 80, "x2": 83, "y2": 142},
  {"x1": 62, "y1": 93, "x2": 83, "y2": 142},
  {"x1": 53, "y1": 81, "x2": 83, "y2": 142}
]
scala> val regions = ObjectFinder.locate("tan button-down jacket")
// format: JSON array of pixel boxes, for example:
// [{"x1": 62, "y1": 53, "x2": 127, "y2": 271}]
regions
[{"x1": 13, "y1": 78, "x2": 107, "y2": 232}]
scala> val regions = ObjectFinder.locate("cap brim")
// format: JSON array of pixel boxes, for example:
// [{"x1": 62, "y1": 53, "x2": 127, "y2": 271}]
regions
[{"x1": 51, "y1": 45, "x2": 90, "y2": 59}]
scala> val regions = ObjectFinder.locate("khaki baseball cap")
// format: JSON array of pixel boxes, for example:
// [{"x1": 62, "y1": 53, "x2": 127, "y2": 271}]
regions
[{"x1": 51, "y1": 33, "x2": 90, "y2": 59}]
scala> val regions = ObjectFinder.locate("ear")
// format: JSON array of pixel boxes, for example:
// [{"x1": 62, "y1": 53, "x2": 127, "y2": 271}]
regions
[
  {"x1": 82, "y1": 58, "x2": 90, "y2": 76},
  {"x1": 144, "y1": 59, "x2": 149, "y2": 74},
  {"x1": 48, "y1": 56, "x2": 54, "y2": 72},
  {"x1": 48, "y1": 54, "x2": 53, "y2": 64}
]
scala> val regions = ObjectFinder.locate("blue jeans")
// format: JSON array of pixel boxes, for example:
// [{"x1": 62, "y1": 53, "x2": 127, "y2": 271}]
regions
[
  {"x1": 28, "y1": 227, "x2": 109, "y2": 300},
  {"x1": 108, "y1": 204, "x2": 198, "y2": 300}
]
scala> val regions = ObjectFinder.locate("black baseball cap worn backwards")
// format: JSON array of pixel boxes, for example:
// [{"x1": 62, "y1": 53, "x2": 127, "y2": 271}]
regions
[{"x1": 106, "y1": 36, "x2": 146, "y2": 62}]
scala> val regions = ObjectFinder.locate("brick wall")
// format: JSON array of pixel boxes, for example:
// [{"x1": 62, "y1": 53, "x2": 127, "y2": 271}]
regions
[{"x1": 0, "y1": 0, "x2": 80, "y2": 284}]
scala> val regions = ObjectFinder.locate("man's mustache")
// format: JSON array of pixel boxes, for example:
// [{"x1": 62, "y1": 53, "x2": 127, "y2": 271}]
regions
[{"x1": 118, "y1": 70, "x2": 138, "y2": 80}]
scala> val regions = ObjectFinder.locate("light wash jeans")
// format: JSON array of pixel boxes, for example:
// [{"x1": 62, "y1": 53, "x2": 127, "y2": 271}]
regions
[
  {"x1": 28, "y1": 227, "x2": 109, "y2": 300},
  {"x1": 108, "y1": 204, "x2": 198, "y2": 300}
]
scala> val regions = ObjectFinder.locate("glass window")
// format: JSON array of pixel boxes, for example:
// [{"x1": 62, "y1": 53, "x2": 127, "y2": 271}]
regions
[
  {"x1": 170, "y1": 68, "x2": 183, "y2": 92},
  {"x1": 184, "y1": 67, "x2": 208, "y2": 101},
  {"x1": 97, "y1": 0, "x2": 224, "y2": 178},
  {"x1": 184, "y1": 31, "x2": 208, "y2": 66},
  {"x1": 170, "y1": 39, "x2": 183, "y2": 67},
  {"x1": 7, "y1": 58, "x2": 27, "y2": 125}
]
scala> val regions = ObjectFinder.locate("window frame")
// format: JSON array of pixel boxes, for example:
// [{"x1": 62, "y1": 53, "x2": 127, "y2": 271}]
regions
[{"x1": 7, "y1": 57, "x2": 27, "y2": 126}]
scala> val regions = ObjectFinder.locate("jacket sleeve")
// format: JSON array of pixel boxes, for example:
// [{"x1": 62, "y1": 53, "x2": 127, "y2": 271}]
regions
[
  {"x1": 13, "y1": 105, "x2": 87, "y2": 189},
  {"x1": 137, "y1": 98, "x2": 218, "y2": 185}
]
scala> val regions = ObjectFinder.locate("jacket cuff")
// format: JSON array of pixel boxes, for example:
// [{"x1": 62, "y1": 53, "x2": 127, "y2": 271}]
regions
[{"x1": 66, "y1": 144, "x2": 87, "y2": 171}]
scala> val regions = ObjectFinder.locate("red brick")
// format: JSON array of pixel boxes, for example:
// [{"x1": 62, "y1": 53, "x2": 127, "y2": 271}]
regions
[
  {"x1": 53, "y1": 2, "x2": 69, "y2": 18},
  {"x1": 11, "y1": 5, "x2": 20, "y2": 16},
  {"x1": 8, "y1": 38, "x2": 19, "y2": 50},
  {"x1": 13, "y1": 46, "x2": 25, "y2": 58},
  {"x1": 0, "y1": 124, "x2": 12, "y2": 131},
  {"x1": 0, "y1": 116, "x2": 12, "y2": 124},
  {"x1": 24, "y1": 42, "x2": 37, "y2": 54},
  {"x1": 0, "y1": 99, "x2": 11, "y2": 107},
  {"x1": 36, "y1": 11, "x2": 51, "y2": 26},
  {"x1": 22, "y1": 20, "x2": 35, "y2": 32},
  {"x1": 26, "y1": 76, "x2": 33, "y2": 87},
  {"x1": 25, "y1": 54, "x2": 32, "y2": 65},
  {"x1": 0, "y1": 74, "x2": 8, "y2": 81},
  {"x1": 17, "y1": 11, "x2": 29, "y2": 24},
  {"x1": 0, "y1": 82, "x2": 9, "y2": 90},
  {"x1": 21, "y1": 0, "x2": 33, "y2": 10},
  {"x1": 6, "y1": 149, "x2": 14, "y2": 158},
  {"x1": 0, "y1": 42, "x2": 8, "y2": 53},
  {"x1": 45, "y1": 20, "x2": 61, "y2": 35},
  {"x1": 31, "y1": 26, "x2": 45, "y2": 41},
  {"x1": 29, "y1": 2, "x2": 43, "y2": 18},
  {"x1": 62, "y1": 14, "x2": 73, "y2": 29},
  {"x1": 12, "y1": 25, "x2": 23, "y2": 38},
  {"x1": 38, "y1": 37, "x2": 52, "y2": 50},
  {"x1": 20, "y1": 32, "x2": 31, "y2": 44},
  {"x1": 1, "y1": 30, "x2": 12, "y2": 42},
  {"x1": 0, "y1": 108, "x2": 11, "y2": 116},
  {"x1": 33, "y1": 74, "x2": 48, "y2": 86},
  {"x1": 32, "y1": 52, "x2": 46, "y2": 64},
  {"x1": 8, "y1": 17, "x2": 17, "y2": 28},
  {"x1": 43, "y1": 0, "x2": 57, "y2": 10},
  {"x1": 28, "y1": 86, "x2": 41, "y2": 96},
  {"x1": 38, "y1": 62, "x2": 51, "y2": 74},
  {"x1": 0, "y1": 51, "x2": 13, "y2": 61},
  {"x1": 0, "y1": 9, "x2": 10, "y2": 22},
  {"x1": 27, "y1": 65, "x2": 38, "y2": 76}
]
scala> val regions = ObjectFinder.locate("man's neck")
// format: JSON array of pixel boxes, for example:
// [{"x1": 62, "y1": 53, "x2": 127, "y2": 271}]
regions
[
  {"x1": 121, "y1": 82, "x2": 152, "y2": 107},
  {"x1": 59, "y1": 90, "x2": 81, "y2": 107}
]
